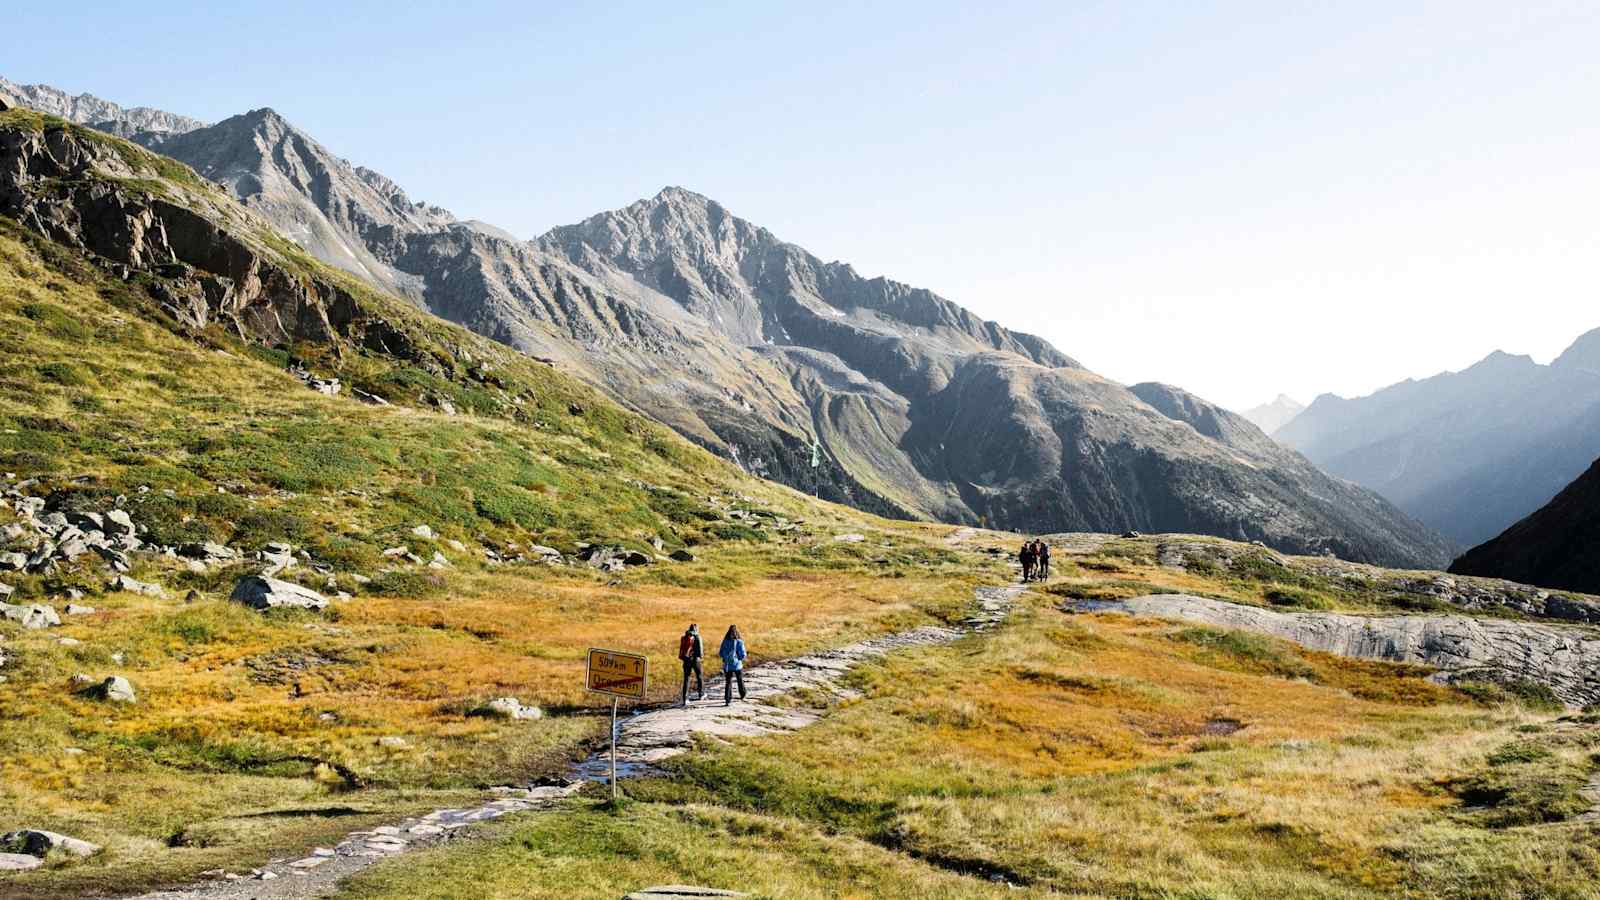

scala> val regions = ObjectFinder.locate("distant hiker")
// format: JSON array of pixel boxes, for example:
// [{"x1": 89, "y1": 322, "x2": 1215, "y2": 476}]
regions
[
  {"x1": 719, "y1": 624, "x2": 748, "y2": 706},
  {"x1": 1020, "y1": 542, "x2": 1036, "y2": 581},
  {"x1": 678, "y1": 623, "x2": 704, "y2": 706},
  {"x1": 1039, "y1": 541, "x2": 1051, "y2": 579}
]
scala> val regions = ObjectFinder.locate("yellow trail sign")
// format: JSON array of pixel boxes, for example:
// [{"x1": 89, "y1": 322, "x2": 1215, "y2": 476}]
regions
[{"x1": 586, "y1": 647, "x2": 649, "y2": 700}]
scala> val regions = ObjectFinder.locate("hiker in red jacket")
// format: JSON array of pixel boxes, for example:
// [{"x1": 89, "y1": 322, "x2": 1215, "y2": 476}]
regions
[{"x1": 678, "y1": 623, "x2": 704, "y2": 706}]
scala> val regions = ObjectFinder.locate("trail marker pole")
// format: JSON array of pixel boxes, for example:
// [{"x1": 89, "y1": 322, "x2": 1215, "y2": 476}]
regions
[{"x1": 584, "y1": 647, "x2": 648, "y2": 803}]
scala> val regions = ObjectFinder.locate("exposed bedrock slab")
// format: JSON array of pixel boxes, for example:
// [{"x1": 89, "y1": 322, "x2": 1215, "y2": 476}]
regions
[{"x1": 1082, "y1": 593, "x2": 1600, "y2": 707}]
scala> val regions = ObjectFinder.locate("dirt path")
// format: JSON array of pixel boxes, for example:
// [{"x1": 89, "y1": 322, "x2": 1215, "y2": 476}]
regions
[{"x1": 124, "y1": 584, "x2": 1022, "y2": 900}]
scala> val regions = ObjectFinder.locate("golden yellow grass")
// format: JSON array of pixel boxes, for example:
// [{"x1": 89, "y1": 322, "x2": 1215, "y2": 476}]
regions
[{"x1": 341, "y1": 595, "x2": 1598, "y2": 900}]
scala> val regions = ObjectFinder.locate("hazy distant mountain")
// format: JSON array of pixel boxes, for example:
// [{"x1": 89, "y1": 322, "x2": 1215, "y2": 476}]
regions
[
  {"x1": 22, "y1": 80, "x2": 1454, "y2": 565},
  {"x1": 1450, "y1": 456, "x2": 1600, "y2": 594},
  {"x1": 1277, "y1": 334, "x2": 1600, "y2": 547},
  {"x1": 1239, "y1": 394, "x2": 1304, "y2": 434}
]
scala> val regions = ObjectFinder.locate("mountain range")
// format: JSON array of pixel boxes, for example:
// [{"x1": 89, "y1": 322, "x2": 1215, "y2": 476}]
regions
[
  {"x1": 1276, "y1": 332, "x2": 1600, "y2": 548},
  {"x1": 0, "y1": 77, "x2": 1455, "y2": 567},
  {"x1": 1239, "y1": 394, "x2": 1304, "y2": 434},
  {"x1": 1450, "y1": 455, "x2": 1600, "y2": 594}
]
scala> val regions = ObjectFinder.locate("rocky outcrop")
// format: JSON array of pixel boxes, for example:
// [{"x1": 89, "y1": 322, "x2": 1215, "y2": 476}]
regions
[
  {"x1": 1083, "y1": 593, "x2": 1600, "y2": 707},
  {"x1": 230, "y1": 576, "x2": 329, "y2": 611},
  {"x1": 1153, "y1": 536, "x2": 1600, "y2": 625},
  {"x1": 1451, "y1": 456, "x2": 1600, "y2": 596}
]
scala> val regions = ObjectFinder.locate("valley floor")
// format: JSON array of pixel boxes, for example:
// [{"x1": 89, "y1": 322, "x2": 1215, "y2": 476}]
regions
[
  {"x1": 10, "y1": 534, "x2": 1593, "y2": 900},
  {"x1": 335, "y1": 574, "x2": 1600, "y2": 899}
]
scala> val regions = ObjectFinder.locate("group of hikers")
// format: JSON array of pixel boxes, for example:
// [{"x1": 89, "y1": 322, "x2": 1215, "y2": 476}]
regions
[
  {"x1": 1020, "y1": 538, "x2": 1051, "y2": 581},
  {"x1": 676, "y1": 623, "x2": 748, "y2": 707}
]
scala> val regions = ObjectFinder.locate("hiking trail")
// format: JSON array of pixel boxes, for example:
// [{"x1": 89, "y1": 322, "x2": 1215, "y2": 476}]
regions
[{"x1": 125, "y1": 584, "x2": 1022, "y2": 899}]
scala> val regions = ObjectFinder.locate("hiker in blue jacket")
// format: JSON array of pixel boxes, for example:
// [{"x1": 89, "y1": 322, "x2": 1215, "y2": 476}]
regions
[{"x1": 719, "y1": 624, "x2": 747, "y2": 706}]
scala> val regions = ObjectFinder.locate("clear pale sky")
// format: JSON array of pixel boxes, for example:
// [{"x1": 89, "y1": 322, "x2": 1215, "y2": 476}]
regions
[{"x1": 8, "y1": 1, "x2": 1599, "y2": 410}]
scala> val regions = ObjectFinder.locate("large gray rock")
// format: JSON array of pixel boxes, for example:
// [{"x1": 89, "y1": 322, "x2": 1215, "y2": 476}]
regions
[
  {"x1": 624, "y1": 888, "x2": 749, "y2": 899},
  {"x1": 468, "y1": 697, "x2": 542, "y2": 721},
  {"x1": 85, "y1": 675, "x2": 136, "y2": 703},
  {"x1": 107, "y1": 575, "x2": 165, "y2": 598},
  {"x1": 2, "y1": 828, "x2": 102, "y2": 858},
  {"x1": 0, "y1": 92, "x2": 16, "y2": 113},
  {"x1": 1084, "y1": 593, "x2": 1600, "y2": 707},
  {"x1": 229, "y1": 576, "x2": 329, "y2": 611},
  {"x1": 1, "y1": 602, "x2": 60, "y2": 629},
  {"x1": 0, "y1": 852, "x2": 42, "y2": 871}
]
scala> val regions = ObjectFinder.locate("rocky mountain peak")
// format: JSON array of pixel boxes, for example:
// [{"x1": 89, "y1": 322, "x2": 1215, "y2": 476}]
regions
[{"x1": 1552, "y1": 326, "x2": 1600, "y2": 376}]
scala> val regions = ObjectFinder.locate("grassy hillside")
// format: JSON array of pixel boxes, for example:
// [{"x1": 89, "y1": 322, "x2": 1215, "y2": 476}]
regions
[{"x1": 0, "y1": 218, "x2": 987, "y2": 896}]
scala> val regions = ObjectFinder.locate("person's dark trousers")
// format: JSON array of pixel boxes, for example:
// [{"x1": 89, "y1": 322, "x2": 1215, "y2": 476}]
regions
[
  {"x1": 724, "y1": 668, "x2": 746, "y2": 704},
  {"x1": 681, "y1": 658, "x2": 703, "y2": 703}
]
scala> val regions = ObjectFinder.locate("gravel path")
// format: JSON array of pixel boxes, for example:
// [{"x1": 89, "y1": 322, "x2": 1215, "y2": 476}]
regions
[{"x1": 123, "y1": 584, "x2": 1022, "y2": 900}]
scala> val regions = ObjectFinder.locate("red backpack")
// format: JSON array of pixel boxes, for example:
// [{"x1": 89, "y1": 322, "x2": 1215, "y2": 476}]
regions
[{"x1": 678, "y1": 633, "x2": 694, "y2": 660}]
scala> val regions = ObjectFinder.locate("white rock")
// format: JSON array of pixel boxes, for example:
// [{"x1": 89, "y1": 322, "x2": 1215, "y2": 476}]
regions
[
  {"x1": 2, "y1": 829, "x2": 101, "y2": 857},
  {"x1": 411, "y1": 524, "x2": 436, "y2": 540},
  {"x1": 469, "y1": 697, "x2": 542, "y2": 721},
  {"x1": 229, "y1": 576, "x2": 329, "y2": 611},
  {"x1": 1, "y1": 602, "x2": 59, "y2": 629}
]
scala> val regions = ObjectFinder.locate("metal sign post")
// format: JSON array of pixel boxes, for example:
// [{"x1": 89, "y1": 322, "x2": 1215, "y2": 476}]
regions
[{"x1": 585, "y1": 647, "x2": 649, "y2": 802}]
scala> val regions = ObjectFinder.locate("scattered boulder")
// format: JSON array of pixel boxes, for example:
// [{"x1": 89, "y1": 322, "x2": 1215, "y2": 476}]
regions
[
  {"x1": 64, "y1": 604, "x2": 95, "y2": 616},
  {"x1": 528, "y1": 544, "x2": 563, "y2": 563},
  {"x1": 230, "y1": 576, "x2": 329, "y2": 612},
  {"x1": 257, "y1": 542, "x2": 295, "y2": 576},
  {"x1": 0, "y1": 852, "x2": 41, "y2": 872},
  {"x1": 669, "y1": 549, "x2": 696, "y2": 563},
  {"x1": 833, "y1": 533, "x2": 865, "y2": 543},
  {"x1": 1, "y1": 602, "x2": 60, "y2": 629},
  {"x1": 179, "y1": 541, "x2": 238, "y2": 563},
  {"x1": 624, "y1": 888, "x2": 749, "y2": 899},
  {"x1": 621, "y1": 551, "x2": 651, "y2": 567},
  {"x1": 0, "y1": 91, "x2": 16, "y2": 114},
  {"x1": 468, "y1": 697, "x2": 542, "y2": 720},
  {"x1": 376, "y1": 736, "x2": 409, "y2": 749},
  {"x1": 352, "y1": 388, "x2": 390, "y2": 406},
  {"x1": 411, "y1": 524, "x2": 436, "y2": 540},
  {"x1": 84, "y1": 675, "x2": 136, "y2": 703},
  {"x1": 2, "y1": 829, "x2": 102, "y2": 858},
  {"x1": 107, "y1": 575, "x2": 165, "y2": 598},
  {"x1": 0, "y1": 552, "x2": 26, "y2": 571}
]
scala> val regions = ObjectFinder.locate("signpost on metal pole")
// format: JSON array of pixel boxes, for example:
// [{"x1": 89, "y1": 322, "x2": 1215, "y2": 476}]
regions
[{"x1": 586, "y1": 647, "x2": 649, "y2": 802}]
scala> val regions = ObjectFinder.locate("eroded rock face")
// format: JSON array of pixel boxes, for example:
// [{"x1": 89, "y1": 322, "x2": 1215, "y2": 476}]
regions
[
  {"x1": 0, "y1": 116, "x2": 432, "y2": 370},
  {"x1": 1084, "y1": 593, "x2": 1600, "y2": 707}
]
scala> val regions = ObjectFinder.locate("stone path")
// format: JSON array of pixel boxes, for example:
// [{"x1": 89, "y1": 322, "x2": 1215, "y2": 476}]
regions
[
  {"x1": 583, "y1": 585, "x2": 1019, "y2": 773},
  {"x1": 123, "y1": 584, "x2": 1021, "y2": 900},
  {"x1": 1078, "y1": 593, "x2": 1600, "y2": 707}
]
